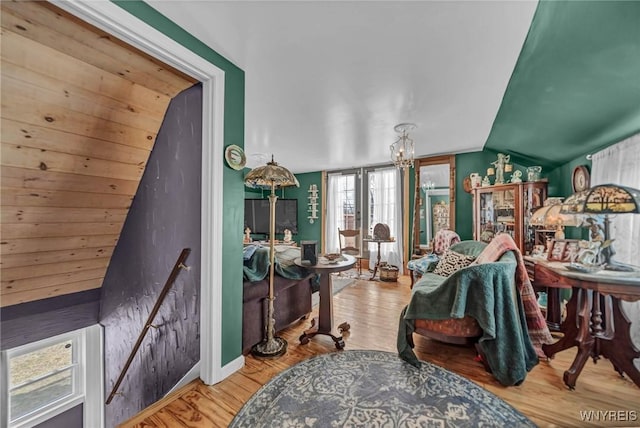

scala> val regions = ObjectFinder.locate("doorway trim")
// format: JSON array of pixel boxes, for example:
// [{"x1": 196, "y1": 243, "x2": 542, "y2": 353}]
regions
[{"x1": 53, "y1": 0, "x2": 231, "y2": 387}]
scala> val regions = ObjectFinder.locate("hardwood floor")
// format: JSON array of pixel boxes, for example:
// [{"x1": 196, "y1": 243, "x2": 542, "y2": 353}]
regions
[{"x1": 122, "y1": 275, "x2": 640, "y2": 427}]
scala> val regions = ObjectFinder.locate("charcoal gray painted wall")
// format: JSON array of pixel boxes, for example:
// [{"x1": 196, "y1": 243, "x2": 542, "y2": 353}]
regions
[
  {"x1": 34, "y1": 404, "x2": 82, "y2": 428},
  {"x1": 100, "y1": 84, "x2": 202, "y2": 427},
  {"x1": 1, "y1": 289, "x2": 100, "y2": 350}
]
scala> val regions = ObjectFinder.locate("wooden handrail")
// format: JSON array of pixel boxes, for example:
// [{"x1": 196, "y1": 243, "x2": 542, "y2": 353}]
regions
[{"x1": 106, "y1": 248, "x2": 191, "y2": 405}]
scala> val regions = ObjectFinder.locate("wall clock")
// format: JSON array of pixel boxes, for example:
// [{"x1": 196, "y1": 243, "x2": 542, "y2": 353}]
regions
[{"x1": 572, "y1": 165, "x2": 590, "y2": 192}]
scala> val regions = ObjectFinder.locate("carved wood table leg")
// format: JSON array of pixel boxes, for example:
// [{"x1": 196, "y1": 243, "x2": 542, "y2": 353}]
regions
[
  {"x1": 563, "y1": 289, "x2": 594, "y2": 390},
  {"x1": 596, "y1": 296, "x2": 640, "y2": 387},
  {"x1": 543, "y1": 287, "x2": 582, "y2": 358}
]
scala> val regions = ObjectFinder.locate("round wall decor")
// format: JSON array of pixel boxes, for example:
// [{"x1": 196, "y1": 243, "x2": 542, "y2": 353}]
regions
[
  {"x1": 225, "y1": 145, "x2": 246, "y2": 170},
  {"x1": 572, "y1": 165, "x2": 590, "y2": 192}
]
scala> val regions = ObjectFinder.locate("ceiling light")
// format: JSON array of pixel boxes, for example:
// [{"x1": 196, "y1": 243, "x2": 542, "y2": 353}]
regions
[{"x1": 390, "y1": 123, "x2": 416, "y2": 169}]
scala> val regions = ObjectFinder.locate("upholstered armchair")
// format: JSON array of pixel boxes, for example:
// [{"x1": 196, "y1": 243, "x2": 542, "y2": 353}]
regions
[
  {"x1": 398, "y1": 239, "x2": 542, "y2": 386},
  {"x1": 407, "y1": 229, "x2": 460, "y2": 287}
]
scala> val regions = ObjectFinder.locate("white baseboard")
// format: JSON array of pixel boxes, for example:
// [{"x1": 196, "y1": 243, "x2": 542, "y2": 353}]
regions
[
  {"x1": 215, "y1": 355, "x2": 245, "y2": 384},
  {"x1": 166, "y1": 361, "x2": 201, "y2": 396},
  {"x1": 168, "y1": 354, "x2": 245, "y2": 395}
]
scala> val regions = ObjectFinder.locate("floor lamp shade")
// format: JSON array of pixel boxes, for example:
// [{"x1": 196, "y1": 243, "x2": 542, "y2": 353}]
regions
[{"x1": 243, "y1": 155, "x2": 299, "y2": 357}]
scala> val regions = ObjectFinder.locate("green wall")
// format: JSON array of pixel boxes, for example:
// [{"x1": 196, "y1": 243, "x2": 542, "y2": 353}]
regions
[
  {"x1": 114, "y1": 1, "x2": 245, "y2": 365},
  {"x1": 286, "y1": 172, "x2": 323, "y2": 248},
  {"x1": 547, "y1": 154, "x2": 592, "y2": 240}
]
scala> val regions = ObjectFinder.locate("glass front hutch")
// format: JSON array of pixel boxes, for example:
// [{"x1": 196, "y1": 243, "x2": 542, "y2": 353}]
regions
[{"x1": 472, "y1": 180, "x2": 547, "y2": 254}]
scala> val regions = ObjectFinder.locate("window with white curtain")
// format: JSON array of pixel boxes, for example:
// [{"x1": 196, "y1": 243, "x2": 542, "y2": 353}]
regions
[
  {"x1": 326, "y1": 172, "x2": 359, "y2": 254},
  {"x1": 366, "y1": 167, "x2": 404, "y2": 273},
  {"x1": 590, "y1": 134, "x2": 640, "y2": 359},
  {"x1": 325, "y1": 166, "x2": 404, "y2": 273}
]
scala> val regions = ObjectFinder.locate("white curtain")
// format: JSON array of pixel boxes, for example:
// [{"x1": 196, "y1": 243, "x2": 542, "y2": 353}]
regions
[
  {"x1": 325, "y1": 173, "x2": 346, "y2": 254},
  {"x1": 367, "y1": 167, "x2": 404, "y2": 273},
  {"x1": 590, "y1": 134, "x2": 640, "y2": 353}
]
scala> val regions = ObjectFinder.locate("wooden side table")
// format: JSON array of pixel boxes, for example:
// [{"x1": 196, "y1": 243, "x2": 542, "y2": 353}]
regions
[
  {"x1": 294, "y1": 255, "x2": 355, "y2": 349},
  {"x1": 532, "y1": 260, "x2": 640, "y2": 390},
  {"x1": 363, "y1": 238, "x2": 395, "y2": 280},
  {"x1": 525, "y1": 256, "x2": 564, "y2": 331}
]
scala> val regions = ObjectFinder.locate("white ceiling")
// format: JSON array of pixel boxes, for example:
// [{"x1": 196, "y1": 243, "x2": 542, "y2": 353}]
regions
[{"x1": 148, "y1": 1, "x2": 538, "y2": 173}]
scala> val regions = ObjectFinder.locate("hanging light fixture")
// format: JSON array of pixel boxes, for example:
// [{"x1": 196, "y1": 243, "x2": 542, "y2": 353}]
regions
[{"x1": 390, "y1": 123, "x2": 416, "y2": 169}]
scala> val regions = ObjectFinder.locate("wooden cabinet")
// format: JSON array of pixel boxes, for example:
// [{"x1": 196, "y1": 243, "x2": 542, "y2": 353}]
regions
[{"x1": 472, "y1": 180, "x2": 547, "y2": 253}]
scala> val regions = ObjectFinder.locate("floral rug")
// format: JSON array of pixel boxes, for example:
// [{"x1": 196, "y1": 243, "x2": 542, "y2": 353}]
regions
[{"x1": 229, "y1": 350, "x2": 535, "y2": 427}]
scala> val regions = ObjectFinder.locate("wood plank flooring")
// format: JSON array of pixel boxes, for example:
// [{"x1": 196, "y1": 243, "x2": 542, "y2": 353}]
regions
[{"x1": 122, "y1": 275, "x2": 640, "y2": 427}]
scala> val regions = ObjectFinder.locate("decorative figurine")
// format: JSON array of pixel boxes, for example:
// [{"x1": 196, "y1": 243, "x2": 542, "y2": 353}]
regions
[
  {"x1": 481, "y1": 175, "x2": 491, "y2": 187},
  {"x1": 244, "y1": 226, "x2": 252, "y2": 244},
  {"x1": 283, "y1": 228, "x2": 293, "y2": 244},
  {"x1": 510, "y1": 170, "x2": 523, "y2": 183},
  {"x1": 491, "y1": 153, "x2": 511, "y2": 185}
]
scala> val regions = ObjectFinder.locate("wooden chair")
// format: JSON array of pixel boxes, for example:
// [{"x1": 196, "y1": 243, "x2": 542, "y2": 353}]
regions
[{"x1": 338, "y1": 228, "x2": 363, "y2": 276}]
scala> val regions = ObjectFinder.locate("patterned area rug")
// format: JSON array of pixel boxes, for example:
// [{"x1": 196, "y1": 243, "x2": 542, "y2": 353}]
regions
[{"x1": 230, "y1": 350, "x2": 535, "y2": 427}]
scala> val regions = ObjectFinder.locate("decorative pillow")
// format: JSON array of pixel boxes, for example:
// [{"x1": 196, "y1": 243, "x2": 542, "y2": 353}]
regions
[{"x1": 432, "y1": 250, "x2": 476, "y2": 277}]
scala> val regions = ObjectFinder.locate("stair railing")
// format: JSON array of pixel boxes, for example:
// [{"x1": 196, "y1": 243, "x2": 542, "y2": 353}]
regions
[{"x1": 106, "y1": 248, "x2": 191, "y2": 404}]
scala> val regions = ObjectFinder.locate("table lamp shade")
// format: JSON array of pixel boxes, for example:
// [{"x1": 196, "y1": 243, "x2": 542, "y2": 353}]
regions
[
  {"x1": 530, "y1": 204, "x2": 580, "y2": 227},
  {"x1": 560, "y1": 184, "x2": 640, "y2": 271},
  {"x1": 531, "y1": 201, "x2": 580, "y2": 241},
  {"x1": 560, "y1": 184, "x2": 640, "y2": 215}
]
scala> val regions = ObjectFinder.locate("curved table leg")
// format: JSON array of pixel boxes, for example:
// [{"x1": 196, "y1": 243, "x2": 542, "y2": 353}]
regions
[
  {"x1": 299, "y1": 272, "x2": 348, "y2": 349},
  {"x1": 562, "y1": 289, "x2": 593, "y2": 390},
  {"x1": 597, "y1": 297, "x2": 640, "y2": 387},
  {"x1": 543, "y1": 287, "x2": 582, "y2": 358}
]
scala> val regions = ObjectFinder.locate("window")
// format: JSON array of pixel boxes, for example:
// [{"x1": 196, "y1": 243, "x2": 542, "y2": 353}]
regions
[
  {"x1": 1, "y1": 325, "x2": 104, "y2": 428},
  {"x1": 326, "y1": 166, "x2": 404, "y2": 270}
]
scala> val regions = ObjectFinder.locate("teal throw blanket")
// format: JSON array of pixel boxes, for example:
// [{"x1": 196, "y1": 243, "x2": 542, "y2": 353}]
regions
[
  {"x1": 397, "y1": 254, "x2": 539, "y2": 386},
  {"x1": 243, "y1": 245, "x2": 310, "y2": 281}
]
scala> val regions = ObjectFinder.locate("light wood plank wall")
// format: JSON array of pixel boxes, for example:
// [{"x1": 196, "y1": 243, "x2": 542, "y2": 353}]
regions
[{"x1": 0, "y1": 1, "x2": 197, "y2": 307}]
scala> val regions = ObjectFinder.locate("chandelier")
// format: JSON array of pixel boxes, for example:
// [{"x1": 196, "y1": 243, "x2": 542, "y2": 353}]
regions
[{"x1": 390, "y1": 123, "x2": 416, "y2": 169}]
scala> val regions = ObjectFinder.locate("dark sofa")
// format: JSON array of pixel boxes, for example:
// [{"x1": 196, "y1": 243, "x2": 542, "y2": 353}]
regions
[{"x1": 242, "y1": 245, "x2": 315, "y2": 354}]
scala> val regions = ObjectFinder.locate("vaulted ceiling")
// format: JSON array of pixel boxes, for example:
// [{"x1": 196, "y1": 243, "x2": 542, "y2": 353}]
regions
[{"x1": 148, "y1": 1, "x2": 640, "y2": 173}]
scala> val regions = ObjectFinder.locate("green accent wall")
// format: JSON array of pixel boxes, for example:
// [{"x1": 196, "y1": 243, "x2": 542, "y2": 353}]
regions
[
  {"x1": 547, "y1": 154, "x2": 592, "y2": 240},
  {"x1": 113, "y1": 1, "x2": 245, "y2": 365},
  {"x1": 286, "y1": 172, "x2": 323, "y2": 248},
  {"x1": 485, "y1": 1, "x2": 640, "y2": 168}
]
